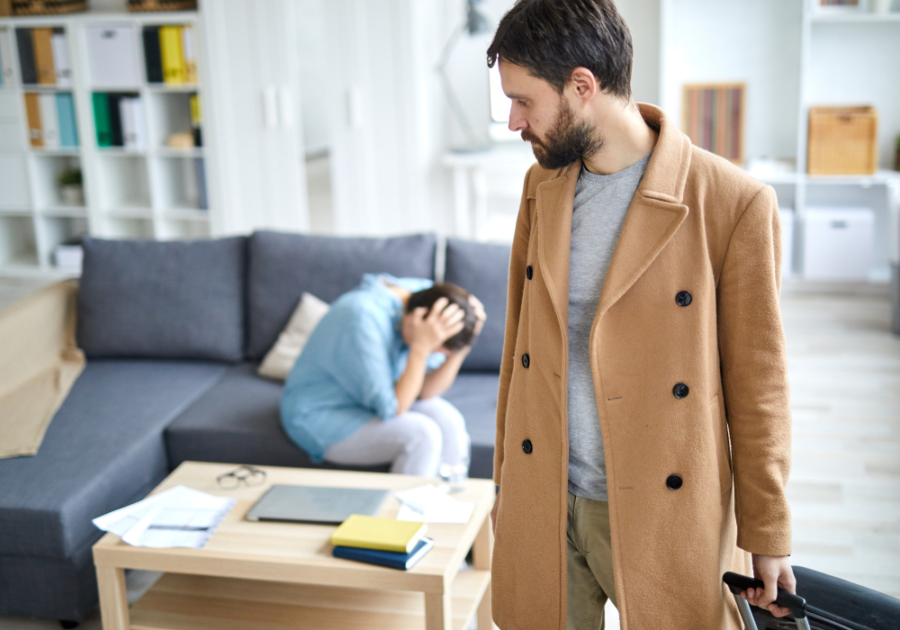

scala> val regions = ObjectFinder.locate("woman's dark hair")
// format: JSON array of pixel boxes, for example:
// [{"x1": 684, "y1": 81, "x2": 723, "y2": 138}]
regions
[
  {"x1": 486, "y1": 0, "x2": 633, "y2": 100},
  {"x1": 407, "y1": 283, "x2": 477, "y2": 351}
]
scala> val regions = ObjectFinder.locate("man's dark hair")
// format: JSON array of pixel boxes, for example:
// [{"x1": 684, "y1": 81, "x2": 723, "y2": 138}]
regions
[
  {"x1": 407, "y1": 283, "x2": 477, "y2": 351},
  {"x1": 486, "y1": 0, "x2": 633, "y2": 100}
]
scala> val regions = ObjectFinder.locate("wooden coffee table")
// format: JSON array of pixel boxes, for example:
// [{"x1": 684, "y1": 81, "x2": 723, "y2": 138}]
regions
[{"x1": 92, "y1": 461, "x2": 497, "y2": 630}]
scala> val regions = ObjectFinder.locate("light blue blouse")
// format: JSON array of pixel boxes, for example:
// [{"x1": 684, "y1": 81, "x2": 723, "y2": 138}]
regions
[{"x1": 280, "y1": 273, "x2": 446, "y2": 462}]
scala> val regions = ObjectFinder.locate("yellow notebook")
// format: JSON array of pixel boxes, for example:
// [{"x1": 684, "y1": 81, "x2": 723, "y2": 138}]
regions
[
  {"x1": 330, "y1": 515, "x2": 427, "y2": 553},
  {"x1": 160, "y1": 26, "x2": 186, "y2": 85}
]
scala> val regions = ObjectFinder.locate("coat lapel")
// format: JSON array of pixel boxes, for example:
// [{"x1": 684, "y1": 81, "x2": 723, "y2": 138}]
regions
[
  {"x1": 533, "y1": 104, "x2": 693, "y2": 328},
  {"x1": 597, "y1": 104, "x2": 693, "y2": 318},
  {"x1": 535, "y1": 162, "x2": 580, "y2": 334}
]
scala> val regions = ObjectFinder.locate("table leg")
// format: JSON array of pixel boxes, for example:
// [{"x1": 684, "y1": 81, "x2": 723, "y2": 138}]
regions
[
  {"x1": 474, "y1": 511, "x2": 495, "y2": 628},
  {"x1": 473, "y1": 507, "x2": 494, "y2": 570},
  {"x1": 478, "y1": 579, "x2": 493, "y2": 629},
  {"x1": 425, "y1": 591, "x2": 452, "y2": 630},
  {"x1": 96, "y1": 566, "x2": 129, "y2": 630}
]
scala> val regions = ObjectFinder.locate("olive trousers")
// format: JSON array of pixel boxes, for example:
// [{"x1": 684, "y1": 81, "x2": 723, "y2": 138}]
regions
[{"x1": 566, "y1": 492, "x2": 617, "y2": 630}]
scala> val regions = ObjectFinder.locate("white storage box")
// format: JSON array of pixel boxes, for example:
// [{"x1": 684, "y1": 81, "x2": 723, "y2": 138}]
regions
[
  {"x1": 802, "y1": 207, "x2": 874, "y2": 281},
  {"x1": 53, "y1": 244, "x2": 83, "y2": 272},
  {"x1": 779, "y1": 209, "x2": 794, "y2": 279}
]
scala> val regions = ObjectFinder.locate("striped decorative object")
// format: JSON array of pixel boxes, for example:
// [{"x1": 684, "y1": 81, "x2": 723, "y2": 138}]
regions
[
  {"x1": 128, "y1": 0, "x2": 197, "y2": 11},
  {"x1": 682, "y1": 83, "x2": 745, "y2": 164},
  {"x1": 11, "y1": 0, "x2": 87, "y2": 15}
]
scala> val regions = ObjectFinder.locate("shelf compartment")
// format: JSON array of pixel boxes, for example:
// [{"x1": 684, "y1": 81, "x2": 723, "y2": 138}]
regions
[
  {"x1": 32, "y1": 154, "x2": 84, "y2": 209},
  {"x1": 130, "y1": 570, "x2": 491, "y2": 630},
  {"x1": 0, "y1": 215, "x2": 39, "y2": 268},
  {"x1": 148, "y1": 90, "x2": 200, "y2": 150},
  {"x1": 37, "y1": 215, "x2": 87, "y2": 270},
  {"x1": 96, "y1": 154, "x2": 150, "y2": 209},
  {"x1": 153, "y1": 156, "x2": 206, "y2": 210},
  {"x1": 107, "y1": 207, "x2": 153, "y2": 219},
  {"x1": 157, "y1": 217, "x2": 210, "y2": 240},
  {"x1": 104, "y1": 217, "x2": 153, "y2": 239},
  {"x1": 0, "y1": 153, "x2": 32, "y2": 208}
]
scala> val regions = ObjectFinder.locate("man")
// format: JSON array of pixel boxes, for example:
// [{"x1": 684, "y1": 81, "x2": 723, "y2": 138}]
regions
[{"x1": 486, "y1": 1, "x2": 795, "y2": 629}]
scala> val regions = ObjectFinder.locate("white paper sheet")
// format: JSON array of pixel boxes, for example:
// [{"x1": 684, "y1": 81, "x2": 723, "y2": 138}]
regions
[
  {"x1": 395, "y1": 484, "x2": 475, "y2": 524},
  {"x1": 93, "y1": 485, "x2": 236, "y2": 549}
]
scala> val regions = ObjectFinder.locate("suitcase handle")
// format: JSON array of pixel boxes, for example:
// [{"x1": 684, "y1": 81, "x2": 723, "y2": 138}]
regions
[{"x1": 723, "y1": 572, "x2": 808, "y2": 619}]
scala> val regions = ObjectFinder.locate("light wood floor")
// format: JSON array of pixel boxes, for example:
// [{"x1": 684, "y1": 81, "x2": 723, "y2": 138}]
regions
[{"x1": 0, "y1": 280, "x2": 896, "y2": 628}]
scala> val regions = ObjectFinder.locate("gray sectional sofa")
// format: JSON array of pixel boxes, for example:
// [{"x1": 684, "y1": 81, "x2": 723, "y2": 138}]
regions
[{"x1": 0, "y1": 230, "x2": 511, "y2": 623}]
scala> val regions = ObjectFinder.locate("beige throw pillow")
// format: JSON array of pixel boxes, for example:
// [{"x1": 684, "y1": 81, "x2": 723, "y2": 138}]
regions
[{"x1": 258, "y1": 292, "x2": 330, "y2": 381}]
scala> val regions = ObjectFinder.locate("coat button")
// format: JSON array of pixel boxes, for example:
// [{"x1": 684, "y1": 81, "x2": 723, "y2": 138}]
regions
[
  {"x1": 666, "y1": 474, "x2": 683, "y2": 490},
  {"x1": 526, "y1": 265, "x2": 533, "y2": 280},
  {"x1": 673, "y1": 383, "x2": 689, "y2": 399},
  {"x1": 522, "y1": 439, "x2": 533, "y2": 454},
  {"x1": 675, "y1": 291, "x2": 692, "y2": 307},
  {"x1": 522, "y1": 353, "x2": 530, "y2": 368}
]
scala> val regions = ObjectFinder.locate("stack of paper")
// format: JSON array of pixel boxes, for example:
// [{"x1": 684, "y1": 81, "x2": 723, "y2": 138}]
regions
[
  {"x1": 394, "y1": 484, "x2": 475, "y2": 524},
  {"x1": 93, "y1": 485, "x2": 235, "y2": 549}
]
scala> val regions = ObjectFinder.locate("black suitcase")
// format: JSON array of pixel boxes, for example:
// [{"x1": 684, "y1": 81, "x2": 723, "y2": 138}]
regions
[{"x1": 724, "y1": 569, "x2": 900, "y2": 630}]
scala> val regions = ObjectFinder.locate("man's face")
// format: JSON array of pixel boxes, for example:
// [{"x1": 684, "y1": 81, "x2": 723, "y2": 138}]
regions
[{"x1": 498, "y1": 60, "x2": 602, "y2": 169}]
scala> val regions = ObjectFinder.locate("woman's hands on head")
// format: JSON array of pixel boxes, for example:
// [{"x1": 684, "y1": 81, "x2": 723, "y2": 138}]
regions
[
  {"x1": 403, "y1": 297, "x2": 466, "y2": 355},
  {"x1": 468, "y1": 294, "x2": 486, "y2": 338}
]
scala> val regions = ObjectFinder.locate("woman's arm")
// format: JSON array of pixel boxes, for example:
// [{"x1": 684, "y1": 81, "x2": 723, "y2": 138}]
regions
[
  {"x1": 418, "y1": 346, "x2": 470, "y2": 400},
  {"x1": 394, "y1": 297, "x2": 464, "y2": 415},
  {"x1": 419, "y1": 294, "x2": 486, "y2": 400}
]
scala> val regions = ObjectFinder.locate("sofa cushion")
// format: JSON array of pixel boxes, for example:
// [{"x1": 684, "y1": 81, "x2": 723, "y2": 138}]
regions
[
  {"x1": 441, "y1": 372, "x2": 499, "y2": 480},
  {"x1": 165, "y1": 363, "x2": 390, "y2": 472},
  {"x1": 77, "y1": 237, "x2": 247, "y2": 361},
  {"x1": 246, "y1": 231, "x2": 437, "y2": 359},
  {"x1": 444, "y1": 238, "x2": 511, "y2": 372},
  {"x1": 0, "y1": 359, "x2": 228, "y2": 560}
]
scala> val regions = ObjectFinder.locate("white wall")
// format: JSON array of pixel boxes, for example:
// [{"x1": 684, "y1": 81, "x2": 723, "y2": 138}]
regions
[
  {"x1": 661, "y1": 0, "x2": 803, "y2": 164},
  {"x1": 295, "y1": 0, "x2": 331, "y2": 155}
]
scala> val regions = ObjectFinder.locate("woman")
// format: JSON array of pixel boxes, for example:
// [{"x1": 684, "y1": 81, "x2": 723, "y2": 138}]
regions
[{"x1": 280, "y1": 273, "x2": 485, "y2": 477}]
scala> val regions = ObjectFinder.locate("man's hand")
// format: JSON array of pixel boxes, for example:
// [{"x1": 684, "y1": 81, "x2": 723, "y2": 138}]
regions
[{"x1": 741, "y1": 554, "x2": 797, "y2": 618}]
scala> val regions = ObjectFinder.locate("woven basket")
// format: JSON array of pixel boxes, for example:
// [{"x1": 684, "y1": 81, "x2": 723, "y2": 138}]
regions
[
  {"x1": 12, "y1": 0, "x2": 87, "y2": 15},
  {"x1": 808, "y1": 106, "x2": 878, "y2": 175},
  {"x1": 128, "y1": 0, "x2": 197, "y2": 12}
]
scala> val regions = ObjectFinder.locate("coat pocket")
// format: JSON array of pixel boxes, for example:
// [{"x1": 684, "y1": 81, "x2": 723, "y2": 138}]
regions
[{"x1": 710, "y1": 393, "x2": 733, "y2": 498}]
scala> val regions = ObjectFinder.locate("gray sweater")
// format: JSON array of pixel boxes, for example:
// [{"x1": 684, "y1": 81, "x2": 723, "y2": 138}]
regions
[{"x1": 567, "y1": 152, "x2": 652, "y2": 502}]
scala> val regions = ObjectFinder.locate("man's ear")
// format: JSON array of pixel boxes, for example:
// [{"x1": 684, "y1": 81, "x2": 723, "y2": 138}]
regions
[{"x1": 568, "y1": 67, "x2": 598, "y2": 105}]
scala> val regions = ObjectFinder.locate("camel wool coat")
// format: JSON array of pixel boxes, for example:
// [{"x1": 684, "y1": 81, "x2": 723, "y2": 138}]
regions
[{"x1": 491, "y1": 103, "x2": 792, "y2": 630}]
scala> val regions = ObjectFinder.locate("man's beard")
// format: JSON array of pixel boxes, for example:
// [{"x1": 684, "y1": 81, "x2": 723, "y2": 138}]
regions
[{"x1": 521, "y1": 97, "x2": 602, "y2": 170}]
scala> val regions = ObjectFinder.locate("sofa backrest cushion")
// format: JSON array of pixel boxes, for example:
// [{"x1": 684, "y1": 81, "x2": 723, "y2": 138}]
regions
[
  {"x1": 247, "y1": 231, "x2": 437, "y2": 359},
  {"x1": 444, "y1": 238, "x2": 511, "y2": 372},
  {"x1": 77, "y1": 236, "x2": 247, "y2": 361}
]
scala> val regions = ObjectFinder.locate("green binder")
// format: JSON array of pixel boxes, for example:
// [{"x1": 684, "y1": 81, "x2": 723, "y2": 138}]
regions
[{"x1": 92, "y1": 92, "x2": 112, "y2": 147}]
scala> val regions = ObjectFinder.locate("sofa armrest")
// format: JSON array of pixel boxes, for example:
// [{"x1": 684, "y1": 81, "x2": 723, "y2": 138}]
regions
[{"x1": 0, "y1": 280, "x2": 85, "y2": 458}]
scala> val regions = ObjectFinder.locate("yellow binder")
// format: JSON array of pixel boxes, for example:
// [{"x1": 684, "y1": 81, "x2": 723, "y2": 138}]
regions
[
  {"x1": 159, "y1": 26, "x2": 186, "y2": 85},
  {"x1": 330, "y1": 515, "x2": 427, "y2": 553}
]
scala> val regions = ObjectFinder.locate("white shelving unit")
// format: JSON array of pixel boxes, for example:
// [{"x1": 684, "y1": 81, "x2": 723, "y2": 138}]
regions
[
  {"x1": 659, "y1": 0, "x2": 900, "y2": 280},
  {"x1": 0, "y1": 0, "x2": 311, "y2": 276},
  {"x1": 0, "y1": 10, "x2": 212, "y2": 274}
]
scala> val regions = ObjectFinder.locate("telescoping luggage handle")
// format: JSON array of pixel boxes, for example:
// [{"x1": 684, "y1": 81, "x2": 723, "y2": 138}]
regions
[{"x1": 724, "y1": 572, "x2": 812, "y2": 630}]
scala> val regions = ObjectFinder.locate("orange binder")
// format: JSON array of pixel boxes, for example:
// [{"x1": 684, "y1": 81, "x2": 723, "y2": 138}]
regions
[
  {"x1": 24, "y1": 93, "x2": 43, "y2": 147},
  {"x1": 32, "y1": 28, "x2": 56, "y2": 85}
]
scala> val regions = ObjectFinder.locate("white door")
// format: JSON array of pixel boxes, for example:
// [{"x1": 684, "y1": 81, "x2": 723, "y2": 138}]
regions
[{"x1": 201, "y1": 0, "x2": 309, "y2": 235}]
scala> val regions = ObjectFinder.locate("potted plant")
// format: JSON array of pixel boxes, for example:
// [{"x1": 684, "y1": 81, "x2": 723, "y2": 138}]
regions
[
  {"x1": 57, "y1": 167, "x2": 84, "y2": 206},
  {"x1": 895, "y1": 133, "x2": 900, "y2": 172}
]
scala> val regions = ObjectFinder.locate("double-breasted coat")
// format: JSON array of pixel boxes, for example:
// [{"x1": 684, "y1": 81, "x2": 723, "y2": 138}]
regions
[{"x1": 491, "y1": 104, "x2": 792, "y2": 630}]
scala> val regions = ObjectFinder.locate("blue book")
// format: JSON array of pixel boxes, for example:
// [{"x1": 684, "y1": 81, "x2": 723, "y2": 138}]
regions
[
  {"x1": 56, "y1": 93, "x2": 79, "y2": 147},
  {"x1": 333, "y1": 537, "x2": 434, "y2": 570}
]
